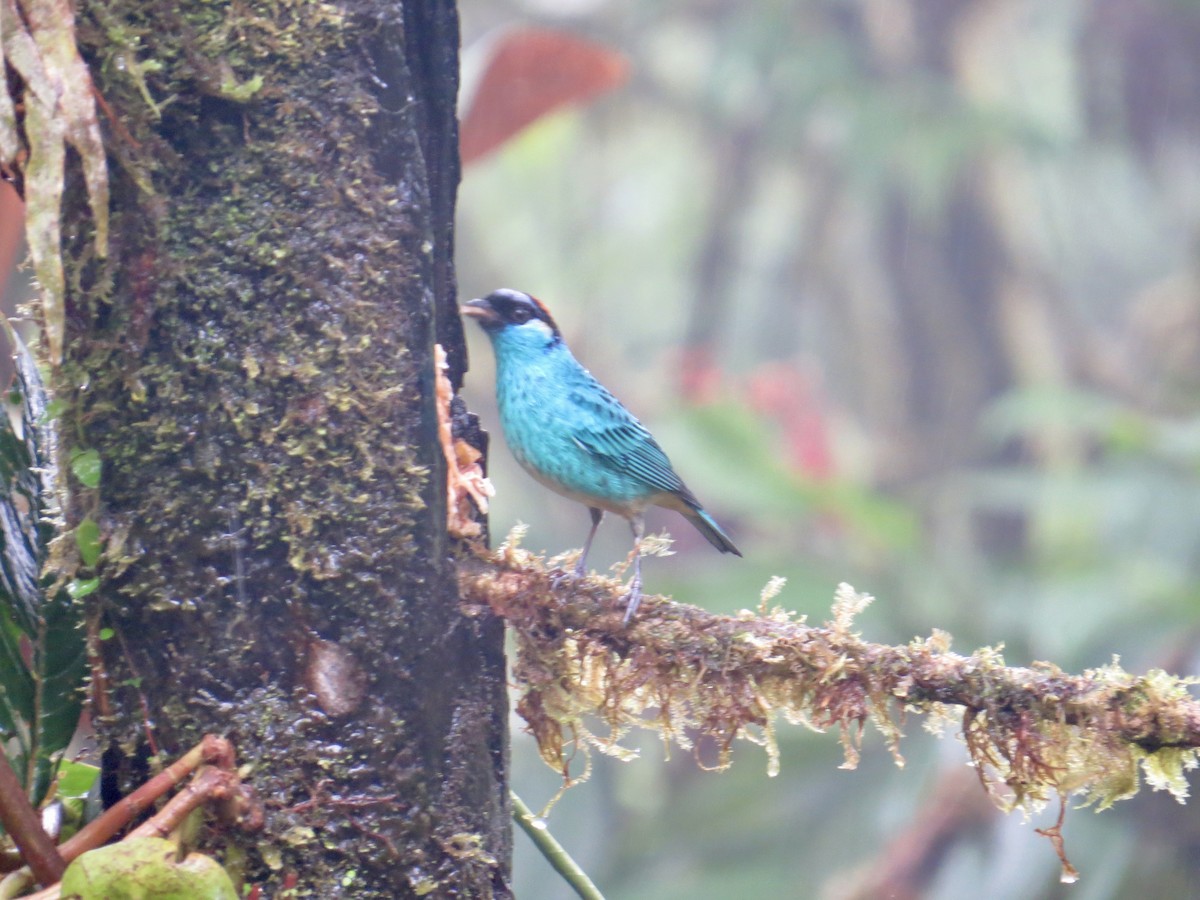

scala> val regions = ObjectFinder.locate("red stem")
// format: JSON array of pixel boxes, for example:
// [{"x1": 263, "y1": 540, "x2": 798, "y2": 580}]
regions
[
  {"x1": 0, "y1": 753, "x2": 65, "y2": 886},
  {"x1": 56, "y1": 734, "x2": 233, "y2": 863}
]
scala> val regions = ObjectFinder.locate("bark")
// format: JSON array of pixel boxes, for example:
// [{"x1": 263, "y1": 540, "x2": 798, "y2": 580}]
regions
[{"x1": 57, "y1": 1, "x2": 509, "y2": 895}]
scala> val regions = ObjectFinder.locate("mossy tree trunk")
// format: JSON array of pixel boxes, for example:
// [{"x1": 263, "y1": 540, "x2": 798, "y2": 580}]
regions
[{"x1": 58, "y1": 1, "x2": 509, "y2": 895}]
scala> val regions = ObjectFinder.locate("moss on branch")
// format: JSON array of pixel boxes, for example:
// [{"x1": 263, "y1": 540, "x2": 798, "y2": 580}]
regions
[{"x1": 459, "y1": 530, "x2": 1200, "y2": 829}]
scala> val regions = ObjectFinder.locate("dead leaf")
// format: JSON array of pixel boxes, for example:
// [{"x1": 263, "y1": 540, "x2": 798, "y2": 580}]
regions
[
  {"x1": 1, "y1": 0, "x2": 110, "y2": 363},
  {"x1": 435, "y1": 344, "x2": 494, "y2": 538}
]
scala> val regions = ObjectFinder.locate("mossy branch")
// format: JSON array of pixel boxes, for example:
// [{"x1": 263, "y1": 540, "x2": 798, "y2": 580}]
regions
[{"x1": 458, "y1": 532, "x2": 1200, "y2": 833}]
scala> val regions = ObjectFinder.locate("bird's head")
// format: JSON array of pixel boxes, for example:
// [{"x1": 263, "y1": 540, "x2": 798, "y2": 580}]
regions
[{"x1": 461, "y1": 289, "x2": 562, "y2": 352}]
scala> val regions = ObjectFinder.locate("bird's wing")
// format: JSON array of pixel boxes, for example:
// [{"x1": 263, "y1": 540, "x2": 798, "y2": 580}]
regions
[{"x1": 571, "y1": 421, "x2": 692, "y2": 500}]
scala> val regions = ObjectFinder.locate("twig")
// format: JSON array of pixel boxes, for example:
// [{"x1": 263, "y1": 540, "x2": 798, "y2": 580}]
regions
[
  {"x1": 510, "y1": 790, "x2": 604, "y2": 900},
  {"x1": 14, "y1": 735, "x2": 257, "y2": 900},
  {"x1": 109, "y1": 625, "x2": 160, "y2": 756},
  {"x1": 134, "y1": 769, "x2": 227, "y2": 842},
  {"x1": 55, "y1": 734, "x2": 233, "y2": 863},
  {"x1": 20, "y1": 769, "x2": 252, "y2": 900},
  {"x1": 1036, "y1": 796, "x2": 1081, "y2": 884}
]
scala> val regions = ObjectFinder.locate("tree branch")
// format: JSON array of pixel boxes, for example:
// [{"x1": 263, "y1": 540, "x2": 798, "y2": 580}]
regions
[{"x1": 459, "y1": 536, "x2": 1200, "y2": 824}]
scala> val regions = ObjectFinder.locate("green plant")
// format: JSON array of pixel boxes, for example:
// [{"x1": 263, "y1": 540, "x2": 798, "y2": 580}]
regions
[{"x1": 0, "y1": 331, "x2": 86, "y2": 806}]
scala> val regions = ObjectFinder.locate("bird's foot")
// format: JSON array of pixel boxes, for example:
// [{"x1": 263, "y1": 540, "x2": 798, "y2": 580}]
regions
[
  {"x1": 550, "y1": 560, "x2": 589, "y2": 590},
  {"x1": 620, "y1": 578, "x2": 643, "y2": 625}
]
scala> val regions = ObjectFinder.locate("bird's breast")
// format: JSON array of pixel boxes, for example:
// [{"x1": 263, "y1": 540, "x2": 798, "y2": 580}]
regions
[{"x1": 495, "y1": 365, "x2": 654, "y2": 511}]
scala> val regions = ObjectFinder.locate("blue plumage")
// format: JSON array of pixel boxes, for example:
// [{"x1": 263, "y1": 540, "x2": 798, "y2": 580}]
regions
[{"x1": 462, "y1": 289, "x2": 741, "y2": 622}]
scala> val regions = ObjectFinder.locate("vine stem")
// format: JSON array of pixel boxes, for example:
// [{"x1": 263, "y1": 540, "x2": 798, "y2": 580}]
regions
[{"x1": 510, "y1": 790, "x2": 606, "y2": 900}]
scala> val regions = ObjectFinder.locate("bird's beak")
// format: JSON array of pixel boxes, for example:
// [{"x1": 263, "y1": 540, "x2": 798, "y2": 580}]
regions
[{"x1": 460, "y1": 298, "x2": 500, "y2": 327}]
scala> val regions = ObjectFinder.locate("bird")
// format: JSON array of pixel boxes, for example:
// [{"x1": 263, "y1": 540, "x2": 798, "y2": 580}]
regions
[{"x1": 461, "y1": 288, "x2": 741, "y2": 622}]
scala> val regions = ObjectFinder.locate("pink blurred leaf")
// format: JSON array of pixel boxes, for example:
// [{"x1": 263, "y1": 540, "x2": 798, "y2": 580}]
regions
[{"x1": 460, "y1": 27, "x2": 629, "y2": 166}]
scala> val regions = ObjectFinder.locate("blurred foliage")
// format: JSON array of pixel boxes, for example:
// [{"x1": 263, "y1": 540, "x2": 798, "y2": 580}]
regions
[{"x1": 459, "y1": 0, "x2": 1200, "y2": 897}]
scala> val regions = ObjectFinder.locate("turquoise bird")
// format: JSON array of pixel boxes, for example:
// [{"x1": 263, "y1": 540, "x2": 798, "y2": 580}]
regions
[{"x1": 462, "y1": 289, "x2": 741, "y2": 622}]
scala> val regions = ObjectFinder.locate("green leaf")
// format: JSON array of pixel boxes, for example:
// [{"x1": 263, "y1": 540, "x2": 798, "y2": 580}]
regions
[
  {"x1": 70, "y1": 448, "x2": 102, "y2": 489},
  {"x1": 0, "y1": 606, "x2": 35, "y2": 744},
  {"x1": 68, "y1": 577, "x2": 99, "y2": 600},
  {"x1": 37, "y1": 593, "x2": 86, "y2": 760},
  {"x1": 56, "y1": 759, "x2": 100, "y2": 800},
  {"x1": 76, "y1": 519, "x2": 102, "y2": 568},
  {"x1": 0, "y1": 340, "x2": 53, "y2": 635},
  {"x1": 0, "y1": 330, "x2": 85, "y2": 802}
]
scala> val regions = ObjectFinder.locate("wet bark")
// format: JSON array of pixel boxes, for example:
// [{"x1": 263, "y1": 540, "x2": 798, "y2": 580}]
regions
[{"x1": 60, "y1": 1, "x2": 510, "y2": 895}]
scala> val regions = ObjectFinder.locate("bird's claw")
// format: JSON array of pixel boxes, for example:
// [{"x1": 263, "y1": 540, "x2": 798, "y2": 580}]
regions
[
  {"x1": 620, "y1": 577, "x2": 643, "y2": 625},
  {"x1": 549, "y1": 561, "x2": 589, "y2": 590}
]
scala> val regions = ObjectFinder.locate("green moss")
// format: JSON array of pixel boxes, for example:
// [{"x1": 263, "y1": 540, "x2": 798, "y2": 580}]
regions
[
  {"x1": 466, "y1": 539, "x2": 1200, "y2": 878},
  {"x1": 45, "y1": 1, "x2": 500, "y2": 895}
]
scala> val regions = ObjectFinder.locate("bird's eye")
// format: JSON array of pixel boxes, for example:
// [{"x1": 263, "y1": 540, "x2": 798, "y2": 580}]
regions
[{"x1": 510, "y1": 306, "x2": 532, "y2": 324}]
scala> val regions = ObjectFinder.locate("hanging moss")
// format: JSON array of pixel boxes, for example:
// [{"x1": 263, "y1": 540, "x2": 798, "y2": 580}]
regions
[{"x1": 463, "y1": 531, "x2": 1200, "y2": 880}]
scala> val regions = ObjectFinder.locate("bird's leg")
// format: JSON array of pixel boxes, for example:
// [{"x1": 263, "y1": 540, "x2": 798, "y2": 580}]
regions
[
  {"x1": 622, "y1": 515, "x2": 645, "y2": 624},
  {"x1": 575, "y1": 507, "x2": 604, "y2": 579}
]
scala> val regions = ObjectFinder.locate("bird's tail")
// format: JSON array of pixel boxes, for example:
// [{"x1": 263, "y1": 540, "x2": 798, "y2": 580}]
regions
[{"x1": 683, "y1": 507, "x2": 742, "y2": 557}]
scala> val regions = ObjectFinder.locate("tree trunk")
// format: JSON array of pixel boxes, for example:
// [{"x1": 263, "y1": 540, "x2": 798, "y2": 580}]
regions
[{"x1": 60, "y1": 1, "x2": 510, "y2": 895}]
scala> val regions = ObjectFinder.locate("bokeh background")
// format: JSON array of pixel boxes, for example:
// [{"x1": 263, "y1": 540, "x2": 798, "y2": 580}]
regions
[
  {"x1": 455, "y1": 1, "x2": 1200, "y2": 898},
  {"x1": 3, "y1": 1, "x2": 1199, "y2": 896}
]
